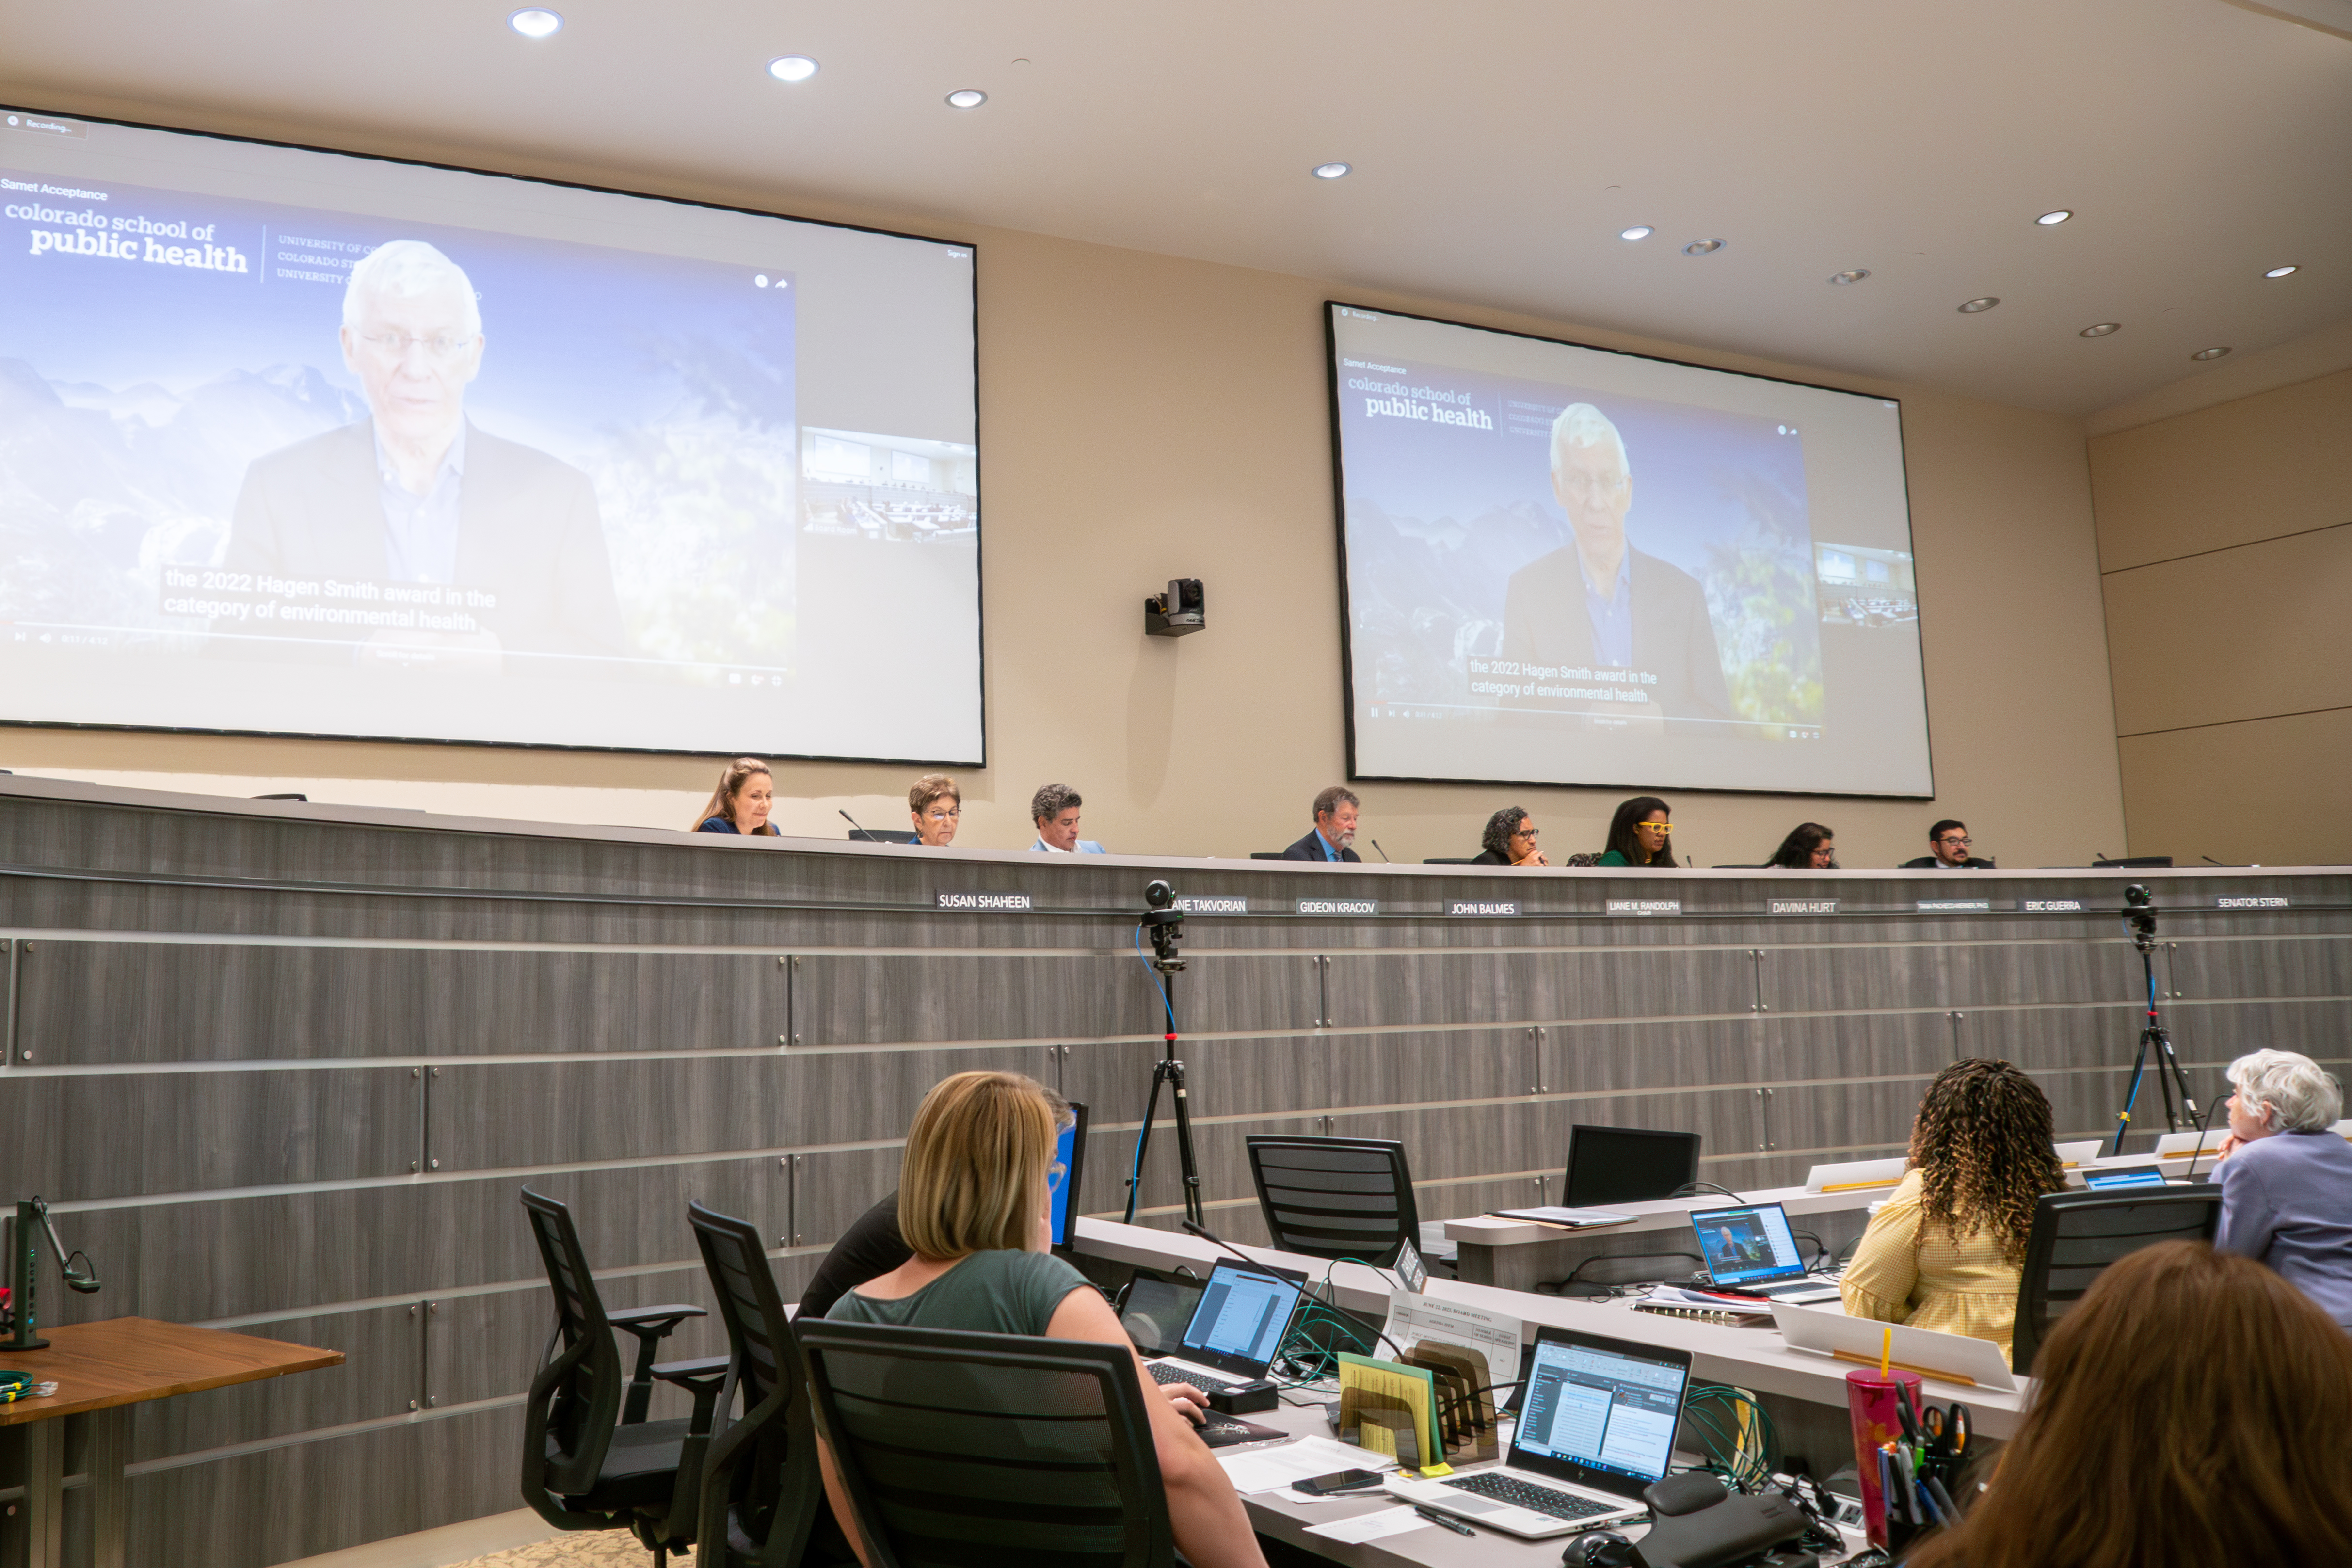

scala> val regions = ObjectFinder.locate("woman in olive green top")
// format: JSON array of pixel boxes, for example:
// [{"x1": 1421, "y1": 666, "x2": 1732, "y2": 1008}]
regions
[
  {"x1": 1598, "y1": 795, "x2": 1676, "y2": 866},
  {"x1": 825, "y1": 1070, "x2": 1266, "y2": 1568}
]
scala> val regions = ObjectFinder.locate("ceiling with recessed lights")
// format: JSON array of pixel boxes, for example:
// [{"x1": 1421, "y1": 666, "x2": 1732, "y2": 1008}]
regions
[{"x1": 1, "y1": 0, "x2": 2345, "y2": 416}]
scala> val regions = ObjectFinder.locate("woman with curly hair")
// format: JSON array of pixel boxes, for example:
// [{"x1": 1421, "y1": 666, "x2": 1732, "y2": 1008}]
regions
[{"x1": 1839, "y1": 1058, "x2": 2066, "y2": 1365}]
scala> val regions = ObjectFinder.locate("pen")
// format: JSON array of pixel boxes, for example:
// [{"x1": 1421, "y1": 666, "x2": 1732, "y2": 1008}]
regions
[{"x1": 1414, "y1": 1506, "x2": 1475, "y2": 1536}]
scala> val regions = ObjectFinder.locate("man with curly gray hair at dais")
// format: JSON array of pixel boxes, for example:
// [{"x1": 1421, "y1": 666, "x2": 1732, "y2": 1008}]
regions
[{"x1": 2213, "y1": 1047, "x2": 2352, "y2": 1328}]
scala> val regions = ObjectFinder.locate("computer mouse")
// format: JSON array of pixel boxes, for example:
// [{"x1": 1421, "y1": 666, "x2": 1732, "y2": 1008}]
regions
[{"x1": 1561, "y1": 1529, "x2": 1649, "y2": 1568}]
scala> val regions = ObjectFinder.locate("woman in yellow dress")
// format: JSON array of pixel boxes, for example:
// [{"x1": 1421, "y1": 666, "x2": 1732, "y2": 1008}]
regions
[{"x1": 1839, "y1": 1058, "x2": 2067, "y2": 1365}]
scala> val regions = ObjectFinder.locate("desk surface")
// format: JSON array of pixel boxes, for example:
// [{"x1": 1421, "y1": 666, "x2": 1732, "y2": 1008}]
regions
[
  {"x1": 1446, "y1": 1183, "x2": 1879, "y2": 1248},
  {"x1": 1077, "y1": 1217, "x2": 2029, "y2": 1439},
  {"x1": 0, "y1": 1318, "x2": 344, "y2": 1425},
  {"x1": 1234, "y1": 1396, "x2": 1872, "y2": 1566}
]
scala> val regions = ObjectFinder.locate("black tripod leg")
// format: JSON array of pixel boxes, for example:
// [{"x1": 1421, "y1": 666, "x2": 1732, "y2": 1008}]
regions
[
  {"x1": 1124, "y1": 1062, "x2": 1168, "y2": 1225},
  {"x1": 1167, "y1": 1059, "x2": 1204, "y2": 1229}
]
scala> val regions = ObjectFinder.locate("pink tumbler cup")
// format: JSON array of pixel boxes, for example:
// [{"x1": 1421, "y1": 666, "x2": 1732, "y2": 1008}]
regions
[{"x1": 1845, "y1": 1365, "x2": 1923, "y2": 1548}]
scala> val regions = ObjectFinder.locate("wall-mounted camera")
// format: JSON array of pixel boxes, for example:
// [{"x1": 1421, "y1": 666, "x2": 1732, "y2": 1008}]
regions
[{"x1": 1144, "y1": 579, "x2": 1205, "y2": 638}]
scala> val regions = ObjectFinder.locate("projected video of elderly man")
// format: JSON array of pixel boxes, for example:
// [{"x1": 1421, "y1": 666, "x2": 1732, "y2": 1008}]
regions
[
  {"x1": 1502, "y1": 403, "x2": 1731, "y2": 724},
  {"x1": 221, "y1": 239, "x2": 625, "y2": 659}
]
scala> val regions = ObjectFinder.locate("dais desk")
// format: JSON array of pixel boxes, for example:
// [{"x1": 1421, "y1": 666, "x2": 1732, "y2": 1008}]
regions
[{"x1": 0, "y1": 1319, "x2": 342, "y2": 1568}]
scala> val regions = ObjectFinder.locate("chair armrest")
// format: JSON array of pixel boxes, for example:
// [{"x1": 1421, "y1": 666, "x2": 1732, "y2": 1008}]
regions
[
  {"x1": 653, "y1": 1354, "x2": 734, "y2": 1435},
  {"x1": 608, "y1": 1304, "x2": 707, "y2": 1340},
  {"x1": 651, "y1": 1355, "x2": 732, "y2": 1386}
]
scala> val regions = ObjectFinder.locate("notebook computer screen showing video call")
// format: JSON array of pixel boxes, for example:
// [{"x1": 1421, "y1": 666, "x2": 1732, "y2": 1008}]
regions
[
  {"x1": 1689, "y1": 1202, "x2": 1808, "y2": 1287},
  {"x1": 1511, "y1": 1331, "x2": 1689, "y2": 1492}
]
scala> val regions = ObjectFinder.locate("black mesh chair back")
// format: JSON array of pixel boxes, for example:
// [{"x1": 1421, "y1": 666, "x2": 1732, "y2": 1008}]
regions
[
  {"x1": 523, "y1": 1185, "x2": 625, "y2": 1498},
  {"x1": 2012, "y1": 1185, "x2": 2222, "y2": 1374},
  {"x1": 688, "y1": 1200, "x2": 824, "y2": 1567},
  {"x1": 1245, "y1": 1135, "x2": 1421, "y2": 1268},
  {"x1": 796, "y1": 1320, "x2": 1173, "y2": 1568}
]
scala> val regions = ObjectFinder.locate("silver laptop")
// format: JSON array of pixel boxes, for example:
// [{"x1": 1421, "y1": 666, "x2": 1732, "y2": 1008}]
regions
[
  {"x1": 1690, "y1": 1202, "x2": 1842, "y2": 1304},
  {"x1": 1384, "y1": 1326, "x2": 1693, "y2": 1539}
]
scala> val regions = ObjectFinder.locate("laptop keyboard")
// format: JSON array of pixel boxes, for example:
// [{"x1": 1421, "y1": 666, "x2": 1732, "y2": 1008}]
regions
[
  {"x1": 1149, "y1": 1362, "x2": 1236, "y2": 1393},
  {"x1": 1444, "y1": 1471, "x2": 1616, "y2": 1522}
]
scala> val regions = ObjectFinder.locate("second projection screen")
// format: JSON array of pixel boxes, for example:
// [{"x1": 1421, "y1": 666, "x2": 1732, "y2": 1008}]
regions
[{"x1": 1330, "y1": 304, "x2": 1930, "y2": 797}]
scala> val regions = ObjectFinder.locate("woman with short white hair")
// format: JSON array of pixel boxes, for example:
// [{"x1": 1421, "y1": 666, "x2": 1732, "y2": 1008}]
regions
[{"x1": 2215, "y1": 1048, "x2": 2352, "y2": 1328}]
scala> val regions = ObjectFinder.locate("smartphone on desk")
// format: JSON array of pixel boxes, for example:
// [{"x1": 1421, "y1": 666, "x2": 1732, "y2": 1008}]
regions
[{"x1": 1294, "y1": 1469, "x2": 1387, "y2": 1495}]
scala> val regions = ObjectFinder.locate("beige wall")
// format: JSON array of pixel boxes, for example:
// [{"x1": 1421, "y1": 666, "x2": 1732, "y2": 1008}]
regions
[
  {"x1": 2091, "y1": 368, "x2": 2352, "y2": 866},
  {"x1": 0, "y1": 108, "x2": 2128, "y2": 870}
]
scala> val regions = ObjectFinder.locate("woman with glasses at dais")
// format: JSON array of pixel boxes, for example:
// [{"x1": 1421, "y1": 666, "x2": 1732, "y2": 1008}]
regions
[{"x1": 1596, "y1": 795, "x2": 1675, "y2": 866}]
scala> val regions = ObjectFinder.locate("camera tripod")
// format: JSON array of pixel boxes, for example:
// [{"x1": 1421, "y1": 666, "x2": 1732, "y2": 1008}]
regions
[
  {"x1": 1122, "y1": 882, "x2": 1205, "y2": 1228},
  {"x1": 2109, "y1": 887, "x2": 2201, "y2": 1155}
]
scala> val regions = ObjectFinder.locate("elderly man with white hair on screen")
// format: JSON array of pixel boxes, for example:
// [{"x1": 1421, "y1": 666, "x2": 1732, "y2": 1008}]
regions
[
  {"x1": 219, "y1": 239, "x2": 624, "y2": 660},
  {"x1": 2213, "y1": 1048, "x2": 2352, "y2": 1328}
]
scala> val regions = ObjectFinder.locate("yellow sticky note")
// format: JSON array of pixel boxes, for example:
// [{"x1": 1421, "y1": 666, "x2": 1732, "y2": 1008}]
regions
[{"x1": 1419, "y1": 1462, "x2": 1454, "y2": 1478}]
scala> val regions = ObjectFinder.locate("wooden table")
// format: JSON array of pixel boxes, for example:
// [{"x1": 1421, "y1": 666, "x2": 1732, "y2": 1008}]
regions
[{"x1": 2, "y1": 1319, "x2": 343, "y2": 1568}]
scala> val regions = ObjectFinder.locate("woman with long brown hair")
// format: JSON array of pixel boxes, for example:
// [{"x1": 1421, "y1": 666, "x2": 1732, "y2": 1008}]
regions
[
  {"x1": 1907, "y1": 1241, "x2": 2352, "y2": 1568},
  {"x1": 691, "y1": 757, "x2": 779, "y2": 835},
  {"x1": 1839, "y1": 1058, "x2": 2065, "y2": 1364}
]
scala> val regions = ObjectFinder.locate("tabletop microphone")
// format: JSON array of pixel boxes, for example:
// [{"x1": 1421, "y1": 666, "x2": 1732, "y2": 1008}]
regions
[
  {"x1": 1180, "y1": 1218, "x2": 1269, "y2": 1272},
  {"x1": 1369, "y1": 839, "x2": 1393, "y2": 863},
  {"x1": 839, "y1": 808, "x2": 883, "y2": 843}
]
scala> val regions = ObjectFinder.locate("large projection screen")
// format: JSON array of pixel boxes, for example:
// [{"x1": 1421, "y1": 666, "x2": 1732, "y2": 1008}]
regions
[
  {"x1": 0, "y1": 107, "x2": 981, "y2": 763},
  {"x1": 1329, "y1": 303, "x2": 1930, "y2": 798}
]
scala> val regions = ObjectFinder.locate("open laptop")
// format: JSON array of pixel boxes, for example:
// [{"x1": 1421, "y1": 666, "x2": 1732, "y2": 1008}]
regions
[
  {"x1": 2083, "y1": 1162, "x2": 2169, "y2": 1190},
  {"x1": 1688, "y1": 1202, "x2": 1842, "y2": 1304},
  {"x1": 1385, "y1": 1325, "x2": 1693, "y2": 1539},
  {"x1": 1134, "y1": 1260, "x2": 1306, "y2": 1448}
]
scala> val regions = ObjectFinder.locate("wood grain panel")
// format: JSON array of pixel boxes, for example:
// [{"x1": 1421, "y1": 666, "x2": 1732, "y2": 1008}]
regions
[
  {"x1": 1325, "y1": 947, "x2": 1755, "y2": 1029},
  {"x1": 2170, "y1": 935, "x2": 2352, "y2": 1001},
  {"x1": 1547, "y1": 1019, "x2": 1765, "y2": 1097},
  {"x1": 1, "y1": 1068, "x2": 416, "y2": 1198},
  {"x1": 130, "y1": 1304, "x2": 414, "y2": 1465},
  {"x1": 15, "y1": 941, "x2": 776, "y2": 1062},
  {"x1": 124, "y1": 1402, "x2": 523, "y2": 1568},
  {"x1": 1328, "y1": 1027, "x2": 1533, "y2": 1108},
  {"x1": 792, "y1": 954, "x2": 1154, "y2": 1045}
]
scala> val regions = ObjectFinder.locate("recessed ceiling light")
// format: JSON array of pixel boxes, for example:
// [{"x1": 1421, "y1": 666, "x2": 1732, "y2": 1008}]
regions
[
  {"x1": 945, "y1": 89, "x2": 987, "y2": 109},
  {"x1": 2264, "y1": 265, "x2": 2299, "y2": 279},
  {"x1": 2079, "y1": 322, "x2": 2121, "y2": 337},
  {"x1": 1312, "y1": 162, "x2": 1352, "y2": 180},
  {"x1": 2036, "y1": 210, "x2": 2073, "y2": 226},
  {"x1": 768, "y1": 56, "x2": 818, "y2": 83},
  {"x1": 1828, "y1": 269, "x2": 1870, "y2": 285},
  {"x1": 1958, "y1": 297, "x2": 2000, "y2": 313},
  {"x1": 508, "y1": 8, "x2": 562, "y2": 38},
  {"x1": 1683, "y1": 238, "x2": 1725, "y2": 256},
  {"x1": 2191, "y1": 346, "x2": 2232, "y2": 361},
  {"x1": 1619, "y1": 225, "x2": 1654, "y2": 241}
]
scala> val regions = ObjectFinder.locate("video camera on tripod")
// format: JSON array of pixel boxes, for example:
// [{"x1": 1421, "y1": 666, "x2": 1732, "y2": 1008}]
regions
[
  {"x1": 1125, "y1": 881, "x2": 1205, "y2": 1228},
  {"x1": 2108, "y1": 883, "x2": 2202, "y2": 1155}
]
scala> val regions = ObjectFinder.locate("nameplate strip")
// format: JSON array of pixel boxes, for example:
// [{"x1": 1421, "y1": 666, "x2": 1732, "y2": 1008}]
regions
[
  {"x1": 1606, "y1": 899, "x2": 1681, "y2": 916},
  {"x1": 1297, "y1": 898, "x2": 1380, "y2": 916},
  {"x1": 1175, "y1": 895, "x2": 1249, "y2": 915},
  {"x1": 935, "y1": 891, "x2": 1034, "y2": 911},
  {"x1": 1769, "y1": 899, "x2": 1837, "y2": 916},
  {"x1": 2022, "y1": 899, "x2": 2083, "y2": 912},
  {"x1": 1446, "y1": 899, "x2": 1520, "y2": 917},
  {"x1": 2216, "y1": 896, "x2": 2289, "y2": 909},
  {"x1": 1917, "y1": 899, "x2": 1991, "y2": 913}
]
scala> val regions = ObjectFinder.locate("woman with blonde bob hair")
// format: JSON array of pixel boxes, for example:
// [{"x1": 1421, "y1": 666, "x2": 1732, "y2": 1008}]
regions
[
  {"x1": 823, "y1": 1071, "x2": 1265, "y2": 1568},
  {"x1": 1907, "y1": 1241, "x2": 2352, "y2": 1568}
]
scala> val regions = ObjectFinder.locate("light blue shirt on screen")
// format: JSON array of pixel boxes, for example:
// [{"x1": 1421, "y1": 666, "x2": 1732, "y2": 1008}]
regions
[
  {"x1": 1583, "y1": 550, "x2": 1632, "y2": 669},
  {"x1": 375, "y1": 422, "x2": 467, "y2": 584}
]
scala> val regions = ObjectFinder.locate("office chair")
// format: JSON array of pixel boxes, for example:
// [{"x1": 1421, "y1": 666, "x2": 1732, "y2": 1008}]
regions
[
  {"x1": 1245, "y1": 1135, "x2": 1430, "y2": 1271},
  {"x1": 519, "y1": 1187, "x2": 730, "y2": 1567},
  {"x1": 796, "y1": 1320, "x2": 1175, "y2": 1568},
  {"x1": 2011, "y1": 1185, "x2": 2222, "y2": 1375},
  {"x1": 687, "y1": 1200, "x2": 832, "y2": 1568}
]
